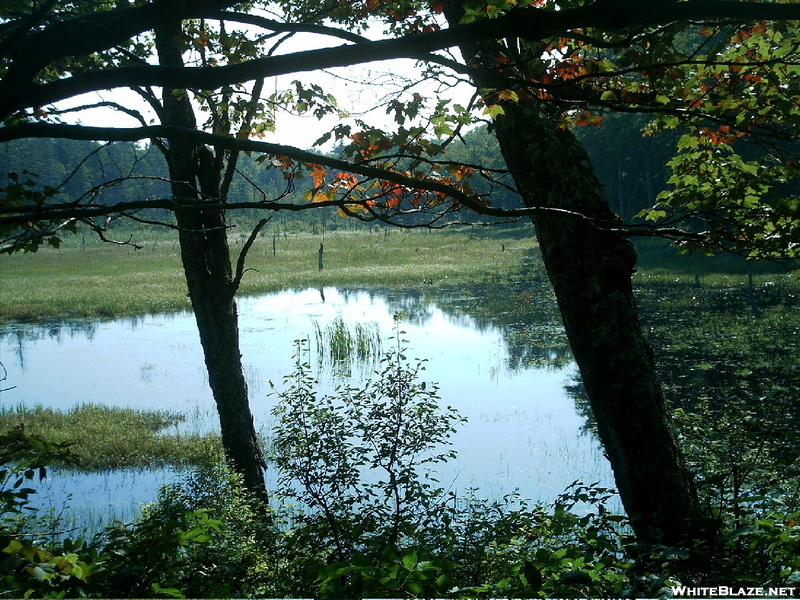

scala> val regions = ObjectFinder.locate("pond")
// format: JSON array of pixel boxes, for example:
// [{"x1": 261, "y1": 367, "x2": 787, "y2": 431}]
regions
[{"x1": 0, "y1": 284, "x2": 615, "y2": 532}]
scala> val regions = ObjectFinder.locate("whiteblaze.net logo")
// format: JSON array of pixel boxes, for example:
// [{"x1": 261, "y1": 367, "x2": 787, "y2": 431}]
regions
[{"x1": 671, "y1": 586, "x2": 798, "y2": 597}]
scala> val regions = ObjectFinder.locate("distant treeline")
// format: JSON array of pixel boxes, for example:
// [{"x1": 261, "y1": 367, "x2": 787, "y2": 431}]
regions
[{"x1": 2, "y1": 115, "x2": 680, "y2": 230}]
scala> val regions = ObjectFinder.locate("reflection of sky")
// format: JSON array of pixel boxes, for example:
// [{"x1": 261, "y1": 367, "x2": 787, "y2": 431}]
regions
[{"x1": 0, "y1": 287, "x2": 616, "y2": 529}]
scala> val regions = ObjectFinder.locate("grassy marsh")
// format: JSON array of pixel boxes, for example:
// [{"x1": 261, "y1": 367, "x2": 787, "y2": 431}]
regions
[
  {"x1": 0, "y1": 228, "x2": 537, "y2": 321},
  {"x1": 0, "y1": 404, "x2": 222, "y2": 470}
]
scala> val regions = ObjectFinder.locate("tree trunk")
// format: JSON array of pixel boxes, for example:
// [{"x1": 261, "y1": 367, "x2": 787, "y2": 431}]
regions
[
  {"x1": 155, "y1": 23, "x2": 268, "y2": 502},
  {"x1": 443, "y1": 2, "x2": 705, "y2": 545}
]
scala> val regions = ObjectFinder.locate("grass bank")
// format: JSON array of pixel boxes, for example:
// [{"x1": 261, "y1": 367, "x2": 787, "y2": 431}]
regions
[
  {"x1": 0, "y1": 404, "x2": 222, "y2": 470},
  {"x1": 0, "y1": 228, "x2": 537, "y2": 321}
]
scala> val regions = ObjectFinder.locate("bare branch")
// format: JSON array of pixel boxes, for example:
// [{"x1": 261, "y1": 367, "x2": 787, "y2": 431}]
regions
[
  {"x1": 220, "y1": 77, "x2": 266, "y2": 200},
  {"x1": 79, "y1": 217, "x2": 144, "y2": 250},
  {"x1": 231, "y1": 217, "x2": 270, "y2": 293},
  {"x1": 48, "y1": 101, "x2": 151, "y2": 125},
  {"x1": 208, "y1": 11, "x2": 371, "y2": 45},
  {"x1": 0, "y1": 361, "x2": 16, "y2": 393}
]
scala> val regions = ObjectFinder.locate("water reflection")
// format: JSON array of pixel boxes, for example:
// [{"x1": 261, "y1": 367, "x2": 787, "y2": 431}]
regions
[
  {"x1": 414, "y1": 275, "x2": 572, "y2": 371},
  {"x1": 27, "y1": 467, "x2": 186, "y2": 534},
  {"x1": 0, "y1": 284, "x2": 613, "y2": 531}
]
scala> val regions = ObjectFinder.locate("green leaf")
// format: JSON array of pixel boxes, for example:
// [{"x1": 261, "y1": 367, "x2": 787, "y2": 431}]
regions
[
  {"x1": 3, "y1": 539, "x2": 23, "y2": 554},
  {"x1": 406, "y1": 581, "x2": 425, "y2": 595},
  {"x1": 522, "y1": 560, "x2": 542, "y2": 591},
  {"x1": 181, "y1": 526, "x2": 212, "y2": 542},
  {"x1": 152, "y1": 583, "x2": 186, "y2": 598},
  {"x1": 402, "y1": 549, "x2": 418, "y2": 571},
  {"x1": 435, "y1": 574, "x2": 449, "y2": 590},
  {"x1": 484, "y1": 105, "x2": 505, "y2": 119}
]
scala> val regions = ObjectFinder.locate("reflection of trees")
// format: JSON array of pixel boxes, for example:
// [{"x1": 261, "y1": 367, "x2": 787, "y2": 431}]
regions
[
  {"x1": 3, "y1": 320, "x2": 98, "y2": 343},
  {"x1": 422, "y1": 248, "x2": 573, "y2": 372},
  {"x1": 335, "y1": 249, "x2": 572, "y2": 376},
  {"x1": 0, "y1": 312, "x2": 189, "y2": 372},
  {"x1": 343, "y1": 249, "x2": 573, "y2": 372},
  {"x1": 564, "y1": 378, "x2": 597, "y2": 438},
  {"x1": 0, "y1": 320, "x2": 102, "y2": 368},
  {"x1": 346, "y1": 287, "x2": 436, "y2": 326}
]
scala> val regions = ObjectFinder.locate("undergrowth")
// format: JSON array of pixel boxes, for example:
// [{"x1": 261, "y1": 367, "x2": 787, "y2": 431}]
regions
[{"x1": 2, "y1": 326, "x2": 799, "y2": 598}]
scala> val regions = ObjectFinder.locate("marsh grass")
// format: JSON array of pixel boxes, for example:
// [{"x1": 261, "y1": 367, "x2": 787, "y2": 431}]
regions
[
  {"x1": 0, "y1": 404, "x2": 221, "y2": 470},
  {"x1": 312, "y1": 317, "x2": 383, "y2": 374},
  {"x1": 0, "y1": 240, "x2": 189, "y2": 320},
  {"x1": 0, "y1": 228, "x2": 537, "y2": 321}
]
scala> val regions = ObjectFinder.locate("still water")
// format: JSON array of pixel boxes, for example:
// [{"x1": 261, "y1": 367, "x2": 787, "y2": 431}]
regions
[{"x1": 0, "y1": 286, "x2": 614, "y2": 529}]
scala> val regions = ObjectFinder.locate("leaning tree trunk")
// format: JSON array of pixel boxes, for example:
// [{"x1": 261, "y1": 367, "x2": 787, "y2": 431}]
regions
[
  {"x1": 155, "y1": 24, "x2": 268, "y2": 503},
  {"x1": 496, "y1": 104, "x2": 703, "y2": 544},
  {"x1": 443, "y1": 2, "x2": 705, "y2": 545}
]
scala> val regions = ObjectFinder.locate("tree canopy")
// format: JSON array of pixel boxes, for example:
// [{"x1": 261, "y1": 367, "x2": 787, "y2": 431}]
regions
[{"x1": 3, "y1": 0, "x2": 800, "y2": 256}]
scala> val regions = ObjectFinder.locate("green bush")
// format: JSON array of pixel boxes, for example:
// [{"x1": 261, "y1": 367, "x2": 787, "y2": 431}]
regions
[
  {"x1": 269, "y1": 331, "x2": 465, "y2": 556},
  {"x1": 0, "y1": 429, "x2": 272, "y2": 598},
  {"x1": 265, "y1": 328, "x2": 642, "y2": 598},
  {"x1": 0, "y1": 427, "x2": 99, "y2": 598}
]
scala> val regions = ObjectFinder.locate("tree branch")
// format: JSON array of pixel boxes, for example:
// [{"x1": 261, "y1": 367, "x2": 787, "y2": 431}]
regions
[
  {"x1": 0, "y1": 122, "x2": 555, "y2": 219},
  {"x1": 231, "y1": 217, "x2": 270, "y2": 293},
  {"x1": 7, "y1": 0, "x2": 800, "y2": 119},
  {"x1": 0, "y1": 217, "x2": 76, "y2": 254},
  {"x1": 207, "y1": 11, "x2": 371, "y2": 45},
  {"x1": 0, "y1": 0, "x2": 60, "y2": 57},
  {"x1": 0, "y1": 122, "x2": 771, "y2": 248}
]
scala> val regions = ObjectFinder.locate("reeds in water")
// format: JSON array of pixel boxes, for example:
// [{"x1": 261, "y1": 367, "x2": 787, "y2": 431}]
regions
[{"x1": 311, "y1": 317, "x2": 383, "y2": 376}]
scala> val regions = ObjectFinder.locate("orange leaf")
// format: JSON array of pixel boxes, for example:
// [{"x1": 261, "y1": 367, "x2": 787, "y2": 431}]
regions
[{"x1": 310, "y1": 164, "x2": 327, "y2": 188}]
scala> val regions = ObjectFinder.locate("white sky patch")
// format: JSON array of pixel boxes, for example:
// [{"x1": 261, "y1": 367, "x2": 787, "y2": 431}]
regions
[{"x1": 53, "y1": 22, "x2": 477, "y2": 151}]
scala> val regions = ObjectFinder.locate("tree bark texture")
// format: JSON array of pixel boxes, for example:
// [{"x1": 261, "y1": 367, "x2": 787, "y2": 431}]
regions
[
  {"x1": 155, "y1": 24, "x2": 268, "y2": 503},
  {"x1": 443, "y1": 1, "x2": 705, "y2": 545}
]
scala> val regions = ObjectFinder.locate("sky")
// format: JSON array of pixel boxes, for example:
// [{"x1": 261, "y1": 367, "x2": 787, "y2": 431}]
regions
[{"x1": 58, "y1": 22, "x2": 477, "y2": 151}]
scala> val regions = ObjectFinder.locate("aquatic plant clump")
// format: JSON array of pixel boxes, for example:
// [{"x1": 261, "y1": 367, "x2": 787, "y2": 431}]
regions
[
  {"x1": 311, "y1": 316, "x2": 383, "y2": 375},
  {"x1": 0, "y1": 404, "x2": 221, "y2": 470}
]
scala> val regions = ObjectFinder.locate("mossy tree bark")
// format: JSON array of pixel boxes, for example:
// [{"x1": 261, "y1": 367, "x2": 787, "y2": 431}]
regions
[
  {"x1": 154, "y1": 23, "x2": 268, "y2": 503},
  {"x1": 443, "y1": 1, "x2": 705, "y2": 545}
]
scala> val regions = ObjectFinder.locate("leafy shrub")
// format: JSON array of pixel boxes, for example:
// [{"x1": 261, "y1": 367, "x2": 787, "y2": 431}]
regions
[
  {"x1": 269, "y1": 330, "x2": 465, "y2": 559},
  {"x1": 676, "y1": 389, "x2": 800, "y2": 519},
  {"x1": 92, "y1": 452, "x2": 279, "y2": 598},
  {"x1": 0, "y1": 426, "x2": 99, "y2": 597},
  {"x1": 0, "y1": 426, "x2": 78, "y2": 522},
  {"x1": 266, "y1": 328, "x2": 641, "y2": 598},
  {"x1": 1, "y1": 428, "x2": 272, "y2": 598}
]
